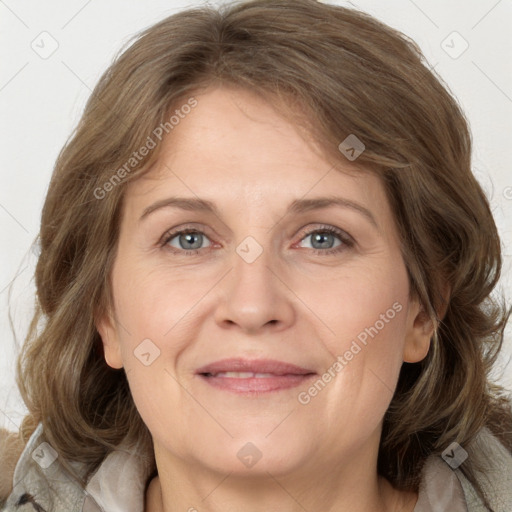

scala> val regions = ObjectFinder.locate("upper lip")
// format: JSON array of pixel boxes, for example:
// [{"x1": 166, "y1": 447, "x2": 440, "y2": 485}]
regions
[{"x1": 196, "y1": 358, "x2": 316, "y2": 376}]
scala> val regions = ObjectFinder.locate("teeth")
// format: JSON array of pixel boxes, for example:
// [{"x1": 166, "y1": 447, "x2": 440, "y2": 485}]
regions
[{"x1": 213, "y1": 372, "x2": 277, "y2": 378}]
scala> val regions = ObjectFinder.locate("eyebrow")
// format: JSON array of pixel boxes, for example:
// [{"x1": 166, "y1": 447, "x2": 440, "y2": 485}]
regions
[{"x1": 139, "y1": 196, "x2": 379, "y2": 229}]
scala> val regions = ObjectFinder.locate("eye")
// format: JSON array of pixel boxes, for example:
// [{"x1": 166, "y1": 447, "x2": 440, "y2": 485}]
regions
[
  {"x1": 296, "y1": 225, "x2": 354, "y2": 256},
  {"x1": 162, "y1": 228, "x2": 212, "y2": 255},
  {"x1": 160, "y1": 224, "x2": 354, "y2": 257}
]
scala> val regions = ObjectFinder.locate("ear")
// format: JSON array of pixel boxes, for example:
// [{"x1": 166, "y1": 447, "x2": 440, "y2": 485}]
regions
[
  {"x1": 95, "y1": 309, "x2": 124, "y2": 369},
  {"x1": 403, "y1": 299, "x2": 435, "y2": 363},
  {"x1": 403, "y1": 282, "x2": 451, "y2": 363}
]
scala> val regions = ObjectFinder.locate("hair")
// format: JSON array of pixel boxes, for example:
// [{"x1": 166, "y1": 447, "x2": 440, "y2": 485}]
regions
[{"x1": 3, "y1": 0, "x2": 511, "y2": 508}]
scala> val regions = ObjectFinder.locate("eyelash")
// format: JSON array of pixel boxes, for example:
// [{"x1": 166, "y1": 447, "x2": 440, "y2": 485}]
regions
[{"x1": 159, "y1": 224, "x2": 354, "y2": 257}]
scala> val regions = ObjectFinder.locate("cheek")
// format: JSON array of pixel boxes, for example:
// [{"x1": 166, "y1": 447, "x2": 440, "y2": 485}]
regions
[
  {"x1": 299, "y1": 303, "x2": 408, "y2": 448},
  {"x1": 112, "y1": 261, "x2": 194, "y2": 342},
  {"x1": 110, "y1": 260, "x2": 205, "y2": 414},
  {"x1": 113, "y1": 266, "x2": 191, "y2": 436},
  {"x1": 304, "y1": 258, "x2": 409, "y2": 354},
  {"x1": 301, "y1": 260, "x2": 409, "y2": 414}
]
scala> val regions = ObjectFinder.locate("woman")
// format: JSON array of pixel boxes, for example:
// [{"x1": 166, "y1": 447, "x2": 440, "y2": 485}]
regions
[{"x1": 1, "y1": 0, "x2": 511, "y2": 511}]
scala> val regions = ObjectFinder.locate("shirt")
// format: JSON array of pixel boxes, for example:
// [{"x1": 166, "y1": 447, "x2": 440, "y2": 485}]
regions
[{"x1": 1, "y1": 422, "x2": 511, "y2": 511}]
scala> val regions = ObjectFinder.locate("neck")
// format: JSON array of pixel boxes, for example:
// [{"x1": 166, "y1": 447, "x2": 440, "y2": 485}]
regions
[{"x1": 145, "y1": 451, "x2": 417, "y2": 512}]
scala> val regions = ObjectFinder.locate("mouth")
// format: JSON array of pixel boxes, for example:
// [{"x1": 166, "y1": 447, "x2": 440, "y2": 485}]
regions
[{"x1": 195, "y1": 358, "x2": 317, "y2": 394}]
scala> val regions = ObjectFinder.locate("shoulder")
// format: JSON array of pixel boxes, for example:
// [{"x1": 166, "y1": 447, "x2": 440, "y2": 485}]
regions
[
  {"x1": 0, "y1": 428, "x2": 25, "y2": 503},
  {"x1": 0, "y1": 423, "x2": 91, "y2": 512},
  {"x1": 415, "y1": 427, "x2": 512, "y2": 512},
  {"x1": 1, "y1": 422, "x2": 153, "y2": 512},
  {"x1": 456, "y1": 426, "x2": 512, "y2": 511}
]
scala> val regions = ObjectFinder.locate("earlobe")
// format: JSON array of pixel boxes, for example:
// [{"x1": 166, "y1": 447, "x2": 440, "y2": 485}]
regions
[
  {"x1": 95, "y1": 311, "x2": 124, "y2": 369},
  {"x1": 403, "y1": 283, "x2": 450, "y2": 363},
  {"x1": 403, "y1": 303, "x2": 435, "y2": 363}
]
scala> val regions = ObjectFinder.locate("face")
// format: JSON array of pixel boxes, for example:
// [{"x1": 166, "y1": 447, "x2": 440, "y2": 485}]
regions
[{"x1": 97, "y1": 86, "x2": 432, "y2": 479}]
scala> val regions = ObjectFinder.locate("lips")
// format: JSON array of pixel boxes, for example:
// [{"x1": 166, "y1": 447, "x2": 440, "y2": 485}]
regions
[{"x1": 196, "y1": 358, "x2": 316, "y2": 394}]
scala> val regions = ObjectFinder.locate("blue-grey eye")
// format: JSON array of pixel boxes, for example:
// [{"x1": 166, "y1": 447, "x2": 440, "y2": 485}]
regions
[
  {"x1": 167, "y1": 231, "x2": 211, "y2": 250},
  {"x1": 300, "y1": 230, "x2": 342, "y2": 250}
]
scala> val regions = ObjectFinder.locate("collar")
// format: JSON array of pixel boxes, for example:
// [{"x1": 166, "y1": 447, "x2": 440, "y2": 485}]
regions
[
  {"x1": 414, "y1": 455, "x2": 468, "y2": 511},
  {"x1": 83, "y1": 438, "x2": 153, "y2": 512},
  {"x1": 8, "y1": 424, "x2": 512, "y2": 511},
  {"x1": 8, "y1": 422, "x2": 153, "y2": 512}
]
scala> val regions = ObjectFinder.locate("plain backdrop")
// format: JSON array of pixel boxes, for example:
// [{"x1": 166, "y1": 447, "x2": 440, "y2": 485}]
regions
[{"x1": 1, "y1": 0, "x2": 511, "y2": 432}]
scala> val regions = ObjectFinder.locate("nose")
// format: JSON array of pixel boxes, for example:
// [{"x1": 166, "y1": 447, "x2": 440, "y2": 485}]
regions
[{"x1": 213, "y1": 237, "x2": 296, "y2": 335}]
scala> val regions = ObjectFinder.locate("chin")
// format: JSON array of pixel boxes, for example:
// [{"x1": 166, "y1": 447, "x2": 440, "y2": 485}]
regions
[{"x1": 186, "y1": 435, "x2": 308, "y2": 477}]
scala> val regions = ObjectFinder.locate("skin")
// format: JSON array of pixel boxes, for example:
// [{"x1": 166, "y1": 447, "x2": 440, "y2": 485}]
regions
[{"x1": 97, "y1": 85, "x2": 434, "y2": 512}]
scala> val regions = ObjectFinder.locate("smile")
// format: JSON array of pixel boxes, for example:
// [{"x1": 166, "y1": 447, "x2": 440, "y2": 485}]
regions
[{"x1": 196, "y1": 358, "x2": 317, "y2": 394}]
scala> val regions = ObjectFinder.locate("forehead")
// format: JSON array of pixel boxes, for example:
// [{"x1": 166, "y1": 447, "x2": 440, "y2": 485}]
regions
[{"x1": 122, "y1": 86, "x2": 390, "y2": 226}]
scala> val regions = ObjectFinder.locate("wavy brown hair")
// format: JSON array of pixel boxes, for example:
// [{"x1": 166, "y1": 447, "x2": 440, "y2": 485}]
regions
[{"x1": 5, "y1": 0, "x2": 512, "y2": 508}]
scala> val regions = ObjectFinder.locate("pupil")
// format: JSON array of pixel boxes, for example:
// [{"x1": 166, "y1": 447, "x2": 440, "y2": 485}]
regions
[
  {"x1": 314, "y1": 232, "x2": 333, "y2": 249},
  {"x1": 182, "y1": 233, "x2": 201, "y2": 249}
]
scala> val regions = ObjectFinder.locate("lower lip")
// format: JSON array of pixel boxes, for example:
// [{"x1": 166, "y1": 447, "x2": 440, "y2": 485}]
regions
[{"x1": 198, "y1": 374, "x2": 316, "y2": 393}]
